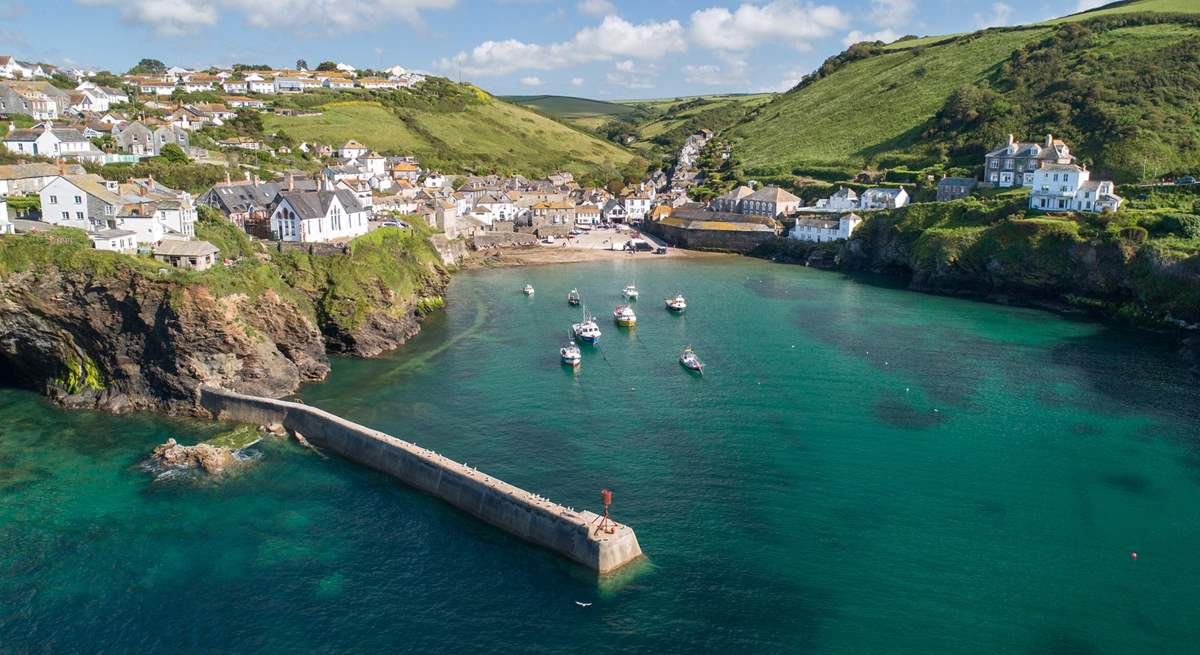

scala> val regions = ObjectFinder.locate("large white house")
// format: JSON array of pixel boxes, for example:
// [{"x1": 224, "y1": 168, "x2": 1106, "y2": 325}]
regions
[
  {"x1": 985, "y1": 134, "x2": 1075, "y2": 188},
  {"x1": 269, "y1": 188, "x2": 370, "y2": 242},
  {"x1": 791, "y1": 213, "x2": 863, "y2": 243},
  {"x1": 1029, "y1": 164, "x2": 1123, "y2": 213},
  {"x1": 3, "y1": 125, "x2": 92, "y2": 158},
  {"x1": 38, "y1": 174, "x2": 121, "y2": 231}
]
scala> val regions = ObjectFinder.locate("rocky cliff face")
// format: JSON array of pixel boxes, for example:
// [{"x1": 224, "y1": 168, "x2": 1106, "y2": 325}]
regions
[{"x1": 0, "y1": 232, "x2": 447, "y2": 414}]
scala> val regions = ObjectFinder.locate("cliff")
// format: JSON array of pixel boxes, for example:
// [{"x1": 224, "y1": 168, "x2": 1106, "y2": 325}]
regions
[
  {"x1": 0, "y1": 225, "x2": 447, "y2": 414},
  {"x1": 756, "y1": 197, "x2": 1200, "y2": 328}
]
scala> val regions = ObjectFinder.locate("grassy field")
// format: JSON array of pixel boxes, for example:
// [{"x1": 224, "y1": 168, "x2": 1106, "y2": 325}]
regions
[
  {"x1": 263, "y1": 99, "x2": 639, "y2": 177},
  {"x1": 729, "y1": 0, "x2": 1200, "y2": 179},
  {"x1": 502, "y1": 95, "x2": 639, "y2": 130},
  {"x1": 730, "y1": 29, "x2": 1045, "y2": 170}
]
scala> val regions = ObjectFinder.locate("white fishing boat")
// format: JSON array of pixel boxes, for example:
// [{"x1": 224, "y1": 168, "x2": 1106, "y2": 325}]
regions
[
  {"x1": 572, "y1": 312, "x2": 602, "y2": 344},
  {"x1": 560, "y1": 340, "x2": 582, "y2": 367},
  {"x1": 567, "y1": 288, "x2": 581, "y2": 306},
  {"x1": 679, "y1": 347, "x2": 704, "y2": 374},
  {"x1": 522, "y1": 284, "x2": 535, "y2": 295},
  {"x1": 665, "y1": 293, "x2": 687, "y2": 312},
  {"x1": 613, "y1": 304, "x2": 637, "y2": 327},
  {"x1": 622, "y1": 283, "x2": 639, "y2": 300}
]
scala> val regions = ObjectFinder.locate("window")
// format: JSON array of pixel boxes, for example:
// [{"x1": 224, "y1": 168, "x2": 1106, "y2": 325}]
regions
[
  {"x1": 74, "y1": 195, "x2": 82, "y2": 204},
  {"x1": 62, "y1": 211, "x2": 69, "y2": 219},
  {"x1": 76, "y1": 212, "x2": 84, "y2": 220}
]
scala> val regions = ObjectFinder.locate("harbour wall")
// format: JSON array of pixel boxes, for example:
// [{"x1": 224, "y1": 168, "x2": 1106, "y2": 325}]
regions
[
  {"x1": 644, "y1": 221, "x2": 777, "y2": 253},
  {"x1": 198, "y1": 386, "x2": 644, "y2": 574}
]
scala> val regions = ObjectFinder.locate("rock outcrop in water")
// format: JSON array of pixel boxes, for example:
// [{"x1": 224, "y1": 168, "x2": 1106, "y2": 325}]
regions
[
  {"x1": 150, "y1": 438, "x2": 239, "y2": 474},
  {"x1": 0, "y1": 227, "x2": 447, "y2": 414}
]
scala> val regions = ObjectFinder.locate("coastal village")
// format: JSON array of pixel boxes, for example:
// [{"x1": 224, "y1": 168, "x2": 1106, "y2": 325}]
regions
[{"x1": 0, "y1": 54, "x2": 1132, "y2": 269}]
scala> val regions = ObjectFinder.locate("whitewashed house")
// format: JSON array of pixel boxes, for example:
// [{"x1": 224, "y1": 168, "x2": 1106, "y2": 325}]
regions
[
  {"x1": 0, "y1": 196, "x2": 10, "y2": 233},
  {"x1": 623, "y1": 194, "x2": 652, "y2": 222},
  {"x1": 791, "y1": 213, "x2": 863, "y2": 243},
  {"x1": 243, "y1": 74, "x2": 274, "y2": 94},
  {"x1": 339, "y1": 140, "x2": 369, "y2": 161},
  {"x1": 269, "y1": 187, "x2": 370, "y2": 242},
  {"x1": 476, "y1": 193, "x2": 517, "y2": 223},
  {"x1": 222, "y1": 79, "x2": 249, "y2": 94},
  {"x1": 858, "y1": 187, "x2": 909, "y2": 210},
  {"x1": 821, "y1": 187, "x2": 859, "y2": 211},
  {"x1": 3, "y1": 125, "x2": 93, "y2": 158},
  {"x1": 39, "y1": 174, "x2": 121, "y2": 231},
  {"x1": 1029, "y1": 164, "x2": 1123, "y2": 213},
  {"x1": 985, "y1": 134, "x2": 1075, "y2": 188},
  {"x1": 422, "y1": 172, "x2": 446, "y2": 189},
  {"x1": 89, "y1": 228, "x2": 137, "y2": 253}
]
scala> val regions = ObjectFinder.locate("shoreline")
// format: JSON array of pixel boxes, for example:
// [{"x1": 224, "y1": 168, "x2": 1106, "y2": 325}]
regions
[{"x1": 459, "y1": 243, "x2": 729, "y2": 269}]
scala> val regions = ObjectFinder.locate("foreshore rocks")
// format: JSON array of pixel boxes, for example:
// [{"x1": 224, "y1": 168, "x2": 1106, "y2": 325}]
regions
[{"x1": 150, "y1": 438, "x2": 238, "y2": 475}]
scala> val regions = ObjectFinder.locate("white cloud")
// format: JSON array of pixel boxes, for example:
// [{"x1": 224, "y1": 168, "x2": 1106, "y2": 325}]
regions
[
  {"x1": 868, "y1": 0, "x2": 915, "y2": 25},
  {"x1": 770, "y1": 67, "x2": 809, "y2": 92},
  {"x1": 842, "y1": 28, "x2": 900, "y2": 46},
  {"x1": 437, "y1": 15, "x2": 686, "y2": 76},
  {"x1": 520, "y1": 76, "x2": 544, "y2": 86},
  {"x1": 570, "y1": 77, "x2": 584, "y2": 86},
  {"x1": 79, "y1": 0, "x2": 216, "y2": 36},
  {"x1": 577, "y1": 0, "x2": 614, "y2": 16},
  {"x1": 682, "y1": 57, "x2": 748, "y2": 86},
  {"x1": 973, "y1": 2, "x2": 1013, "y2": 28},
  {"x1": 606, "y1": 60, "x2": 660, "y2": 89},
  {"x1": 1075, "y1": 0, "x2": 1108, "y2": 10},
  {"x1": 79, "y1": 0, "x2": 456, "y2": 35},
  {"x1": 689, "y1": 1, "x2": 849, "y2": 51}
]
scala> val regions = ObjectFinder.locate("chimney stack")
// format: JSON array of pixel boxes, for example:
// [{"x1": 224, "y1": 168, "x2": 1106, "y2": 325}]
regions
[
  {"x1": 287, "y1": 173, "x2": 294, "y2": 191},
  {"x1": 224, "y1": 171, "x2": 231, "y2": 185},
  {"x1": 1045, "y1": 134, "x2": 1053, "y2": 147},
  {"x1": 244, "y1": 171, "x2": 251, "y2": 183}
]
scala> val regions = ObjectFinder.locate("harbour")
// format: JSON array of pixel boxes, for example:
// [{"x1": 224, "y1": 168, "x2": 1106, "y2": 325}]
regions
[{"x1": 3, "y1": 257, "x2": 1200, "y2": 652}]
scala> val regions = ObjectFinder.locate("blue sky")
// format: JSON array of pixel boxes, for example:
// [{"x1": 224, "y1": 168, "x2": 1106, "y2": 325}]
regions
[{"x1": 3, "y1": 0, "x2": 1110, "y2": 98}]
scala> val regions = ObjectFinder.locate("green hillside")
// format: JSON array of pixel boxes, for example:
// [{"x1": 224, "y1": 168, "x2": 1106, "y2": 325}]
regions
[
  {"x1": 729, "y1": 0, "x2": 1200, "y2": 182},
  {"x1": 502, "y1": 95, "x2": 638, "y2": 130},
  {"x1": 262, "y1": 82, "x2": 640, "y2": 178},
  {"x1": 598, "y1": 93, "x2": 775, "y2": 156}
]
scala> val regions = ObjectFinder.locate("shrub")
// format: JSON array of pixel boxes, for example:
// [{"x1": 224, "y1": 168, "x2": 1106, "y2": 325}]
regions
[
  {"x1": 1161, "y1": 213, "x2": 1200, "y2": 239},
  {"x1": 1118, "y1": 225, "x2": 1149, "y2": 243}
]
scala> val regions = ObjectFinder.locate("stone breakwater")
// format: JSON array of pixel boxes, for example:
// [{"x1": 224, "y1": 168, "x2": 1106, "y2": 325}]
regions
[{"x1": 198, "y1": 386, "x2": 645, "y2": 574}]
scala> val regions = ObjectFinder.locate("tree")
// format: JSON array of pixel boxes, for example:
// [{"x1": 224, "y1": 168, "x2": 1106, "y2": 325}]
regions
[
  {"x1": 159, "y1": 143, "x2": 189, "y2": 164},
  {"x1": 296, "y1": 59, "x2": 308, "y2": 71},
  {"x1": 128, "y1": 58, "x2": 166, "y2": 75},
  {"x1": 315, "y1": 61, "x2": 338, "y2": 72},
  {"x1": 228, "y1": 109, "x2": 264, "y2": 137}
]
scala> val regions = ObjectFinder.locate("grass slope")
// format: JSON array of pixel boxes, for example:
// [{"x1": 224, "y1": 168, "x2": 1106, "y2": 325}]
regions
[
  {"x1": 264, "y1": 96, "x2": 638, "y2": 177},
  {"x1": 502, "y1": 95, "x2": 638, "y2": 130},
  {"x1": 730, "y1": 0, "x2": 1200, "y2": 181}
]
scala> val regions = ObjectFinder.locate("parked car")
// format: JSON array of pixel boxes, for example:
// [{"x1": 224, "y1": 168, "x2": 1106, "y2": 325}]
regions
[{"x1": 1176, "y1": 176, "x2": 1197, "y2": 185}]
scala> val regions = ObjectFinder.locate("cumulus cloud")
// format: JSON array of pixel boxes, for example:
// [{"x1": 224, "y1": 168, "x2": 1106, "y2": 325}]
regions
[
  {"x1": 577, "y1": 0, "x2": 614, "y2": 16},
  {"x1": 606, "y1": 60, "x2": 660, "y2": 89},
  {"x1": 682, "y1": 57, "x2": 748, "y2": 86},
  {"x1": 437, "y1": 15, "x2": 686, "y2": 76},
  {"x1": 520, "y1": 76, "x2": 544, "y2": 86},
  {"x1": 973, "y1": 2, "x2": 1013, "y2": 28},
  {"x1": 79, "y1": 0, "x2": 216, "y2": 36},
  {"x1": 570, "y1": 77, "x2": 584, "y2": 86},
  {"x1": 1075, "y1": 0, "x2": 1109, "y2": 10},
  {"x1": 842, "y1": 28, "x2": 900, "y2": 46},
  {"x1": 689, "y1": 1, "x2": 849, "y2": 51},
  {"x1": 868, "y1": 0, "x2": 915, "y2": 25},
  {"x1": 78, "y1": 0, "x2": 456, "y2": 35}
]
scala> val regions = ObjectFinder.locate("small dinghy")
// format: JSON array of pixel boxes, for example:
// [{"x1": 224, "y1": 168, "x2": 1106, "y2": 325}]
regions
[
  {"x1": 522, "y1": 284, "x2": 535, "y2": 295},
  {"x1": 567, "y1": 288, "x2": 581, "y2": 306},
  {"x1": 560, "y1": 339, "x2": 582, "y2": 367},
  {"x1": 622, "y1": 283, "x2": 639, "y2": 300}
]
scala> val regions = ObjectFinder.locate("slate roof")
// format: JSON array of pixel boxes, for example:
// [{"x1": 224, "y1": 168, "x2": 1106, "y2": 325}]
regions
[
  {"x1": 275, "y1": 189, "x2": 364, "y2": 219},
  {"x1": 745, "y1": 186, "x2": 799, "y2": 204},
  {"x1": 154, "y1": 239, "x2": 219, "y2": 257},
  {"x1": 938, "y1": 177, "x2": 977, "y2": 187},
  {"x1": 203, "y1": 181, "x2": 285, "y2": 213}
]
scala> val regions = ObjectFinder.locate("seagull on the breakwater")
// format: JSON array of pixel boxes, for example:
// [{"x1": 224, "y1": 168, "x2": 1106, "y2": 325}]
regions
[{"x1": 575, "y1": 601, "x2": 592, "y2": 607}]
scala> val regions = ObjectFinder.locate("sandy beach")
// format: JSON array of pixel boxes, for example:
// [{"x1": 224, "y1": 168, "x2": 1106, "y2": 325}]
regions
[{"x1": 463, "y1": 227, "x2": 727, "y2": 268}]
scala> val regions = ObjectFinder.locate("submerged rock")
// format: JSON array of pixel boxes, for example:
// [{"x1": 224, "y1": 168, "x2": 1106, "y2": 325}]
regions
[{"x1": 151, "y1": 438, "x2": 238, "y2": 475}]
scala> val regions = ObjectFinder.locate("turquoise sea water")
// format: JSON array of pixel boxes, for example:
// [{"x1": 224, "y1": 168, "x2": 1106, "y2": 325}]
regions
[{"x1": 3, "y1": 257, "x2": 1200, "y2": 653}]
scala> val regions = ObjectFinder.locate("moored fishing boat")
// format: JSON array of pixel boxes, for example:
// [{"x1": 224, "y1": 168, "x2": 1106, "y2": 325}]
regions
[
  {"x1": 613, "y1": 304, "x2": 637, "y2": 327},
  {"x1": 522, "y1": 284, "x2": 535, "y2": 295},
  {"x1": 665, "y1": 293, "x2": 687, "y2": 312},
  {"x1": 560, "y1": 340, "x2": 582, "y2": 367},
  {"x1": 572, "y1": 312, "x2": 602, "y2": 344},
  {"x1": 567, "y1": 288, "x2": 581, "y2": 306},
  {"x1": 622, "y1": 283, "x2": 639, "y2": 300},
  {"x1": 679, "y1": 347, "x2": 704, "y2": 374}
]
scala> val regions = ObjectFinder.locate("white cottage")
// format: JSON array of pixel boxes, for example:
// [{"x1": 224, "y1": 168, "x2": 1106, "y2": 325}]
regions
[
  {"x1": 269, "y1": 188, "x2": 370, "y2": 242},
  {"x1": 791, "y1": 213, "x2": 863, "y2": 243}
]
